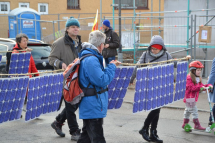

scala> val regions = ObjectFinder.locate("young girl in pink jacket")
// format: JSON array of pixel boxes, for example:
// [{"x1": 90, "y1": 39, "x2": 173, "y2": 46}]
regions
[{"x1": 182, "y1": 61, "x2": 213, "y2": 130}]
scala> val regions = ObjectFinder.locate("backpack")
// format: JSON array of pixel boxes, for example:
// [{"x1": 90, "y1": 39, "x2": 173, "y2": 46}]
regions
[{"x1": 63, "y1": 54, "x2": 108, "y2": 105}]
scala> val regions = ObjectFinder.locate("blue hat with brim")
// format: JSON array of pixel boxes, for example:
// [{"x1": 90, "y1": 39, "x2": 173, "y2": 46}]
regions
[{"x1": 66, "y1": 17, "x2": 80, "y2": 28}]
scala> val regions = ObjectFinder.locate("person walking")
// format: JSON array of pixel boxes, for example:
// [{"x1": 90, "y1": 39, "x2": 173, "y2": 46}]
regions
[
  {"x1": 49, "y1": 17, "x2": 82, "y2": 141},
  {"x1": 77, "y1": 30, "x2": 120, "y2": 143}
]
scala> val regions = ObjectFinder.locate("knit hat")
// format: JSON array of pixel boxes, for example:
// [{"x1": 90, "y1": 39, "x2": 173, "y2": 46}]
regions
[
  {"x1": 65, "y1": 17, "x2": 80, "y2": 28},
  {"x1": 103, "y1": 20, "x2": 110, "y2": 27},
  {"x1": 151, "y1": 44, "x2": 163, "y2": 50}
]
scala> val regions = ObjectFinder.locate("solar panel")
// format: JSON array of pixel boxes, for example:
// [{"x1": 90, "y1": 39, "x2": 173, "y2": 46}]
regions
[
  {"x1": 0, "y1": 76, "x2": 29, "y2": 124},
  {"x1": 25, "y1": 73, "x2": 64, "y2": 121},
  {"x1": 108, "y1": 66, "x2": 135, "y2": 109},
  {"x1": 133, "y1": 63, "x2": 175, "y2": 113},
  {"x1": 174, "y1": 61, "x2": 188, "y2": 101},
  {"x1": 0, "y1": 55, "x2": 2, "y2": 63},
  {"x1": 8, "y1": 52, "x2": 31, "y2": 76}
]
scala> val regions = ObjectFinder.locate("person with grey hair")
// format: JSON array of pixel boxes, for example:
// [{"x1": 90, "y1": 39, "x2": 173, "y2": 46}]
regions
[
  {"x1": 49, "y1": 17, "x2": 82, "y2": 140},
  {"x1": 77, "y1": 30, "x2": 120, "y2": 143},
  {"x1": 6, "y1": 33, "x2": 39, "y2": 77}
]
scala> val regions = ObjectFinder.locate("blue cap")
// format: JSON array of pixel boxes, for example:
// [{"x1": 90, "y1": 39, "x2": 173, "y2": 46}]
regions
[
  {"x1": 103, "y1": 20, "x2": 110, "y2": 27},
  {"x1": 65, "y1": 17, "x2": 80, "y2": 28}
]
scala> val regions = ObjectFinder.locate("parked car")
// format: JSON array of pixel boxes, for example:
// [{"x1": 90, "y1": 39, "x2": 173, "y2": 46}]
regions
[
  {"x1": 0, "y1": 39, "x2": 15, "y2": 75},
  {"x1": 0, "y1": 38, "x2": 54, "y2": 75}
]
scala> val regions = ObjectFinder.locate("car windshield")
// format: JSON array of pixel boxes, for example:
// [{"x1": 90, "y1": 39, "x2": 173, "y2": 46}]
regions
[
  {"x1": 0, "y1": 44, "x2": 8, "y2": 56},
  {"x1": 29, "y1": 46, "x2": 51, "y2": 59}
]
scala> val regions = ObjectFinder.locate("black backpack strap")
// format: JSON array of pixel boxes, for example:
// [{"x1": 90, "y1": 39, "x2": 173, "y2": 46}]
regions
[
  {"x1": 166, "y1": 52, "x2": 169, "y2": 63},
  {"x1": 80, "y1": 83, "x2": 108, "y2": 98},
  {"x1": 80, "y1": 54, "x2": 95, "y2": 61}
]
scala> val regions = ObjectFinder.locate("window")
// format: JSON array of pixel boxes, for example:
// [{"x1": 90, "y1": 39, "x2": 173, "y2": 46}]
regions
[
  {"x1": 0, "y1": 2, "x2": 10, "y2": 14},
  {"x1": 38, "y1": 3, "x2": 48, "y2": 14},
  {"x1": 67, "y1": 0, "x2": 80, "y2": 9},
  {"x1": 114, "y1": 0, "x2": 148, "y2": 10},
  {"x1": 19, "y1": 3, "x2": 29, "y2": 8}
]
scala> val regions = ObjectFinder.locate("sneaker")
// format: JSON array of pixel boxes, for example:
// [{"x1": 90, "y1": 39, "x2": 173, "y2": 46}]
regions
[
  {"x1": 51, "y1": 120, "x2": 65, "y2": 137},
  {"x1": 71, "y1": 129, "x2": 81, "y2": 141}
]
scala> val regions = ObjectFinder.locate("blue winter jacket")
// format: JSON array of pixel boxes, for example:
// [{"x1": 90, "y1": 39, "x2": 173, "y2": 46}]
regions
[
  {"x1": 78, "y1": 42, "x2": 116, "y2": 119},
  {"x1": 208, "y1": 58, "x2": 215, "y2": 103}
]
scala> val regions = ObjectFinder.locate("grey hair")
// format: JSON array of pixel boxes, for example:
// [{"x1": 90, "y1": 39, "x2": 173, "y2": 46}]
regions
[
  {"x1": 16, "y1": 33, "x2": 28, "y2": 44},
  {"x1": 89, "y1": 30, "x2": 106, "y2": 48}
]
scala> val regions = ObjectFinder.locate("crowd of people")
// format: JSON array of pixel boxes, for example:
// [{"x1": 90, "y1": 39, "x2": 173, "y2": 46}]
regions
[{"x1": 7, "y1": 17, "x2": 215, "y2": 143}]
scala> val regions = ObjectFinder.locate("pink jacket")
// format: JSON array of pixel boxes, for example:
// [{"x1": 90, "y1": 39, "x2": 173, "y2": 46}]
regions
[{"x1": 183, "y1": 75, "x2": 211, "y2": 103}]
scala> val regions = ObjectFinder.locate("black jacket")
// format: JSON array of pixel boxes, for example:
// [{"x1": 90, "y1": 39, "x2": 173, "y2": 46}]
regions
[{"x1": 102, "y1": 28, "x2": 120, "y2": 58}]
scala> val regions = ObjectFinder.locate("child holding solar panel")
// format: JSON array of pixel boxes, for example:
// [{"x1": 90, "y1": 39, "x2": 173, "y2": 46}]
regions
[
  {"x1": 130, "y1": 35, "x2": 191, "y2": 143},
  {"x1": 182, "y1": 61, "x2": 213, "y2": 130}
]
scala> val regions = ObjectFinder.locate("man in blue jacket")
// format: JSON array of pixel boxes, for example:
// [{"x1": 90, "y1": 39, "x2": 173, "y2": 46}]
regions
[
  {"x1": 77, "y1": 31, "x2": 120, "y2": 143},
  {"x1": 207, "y1": 58, "x2": 215, "y2": 125}
]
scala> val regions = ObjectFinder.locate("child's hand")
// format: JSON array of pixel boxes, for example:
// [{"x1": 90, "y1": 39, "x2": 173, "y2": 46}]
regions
[{"x1": 200, "y1": 86, "x2": 206, "y2": 91}]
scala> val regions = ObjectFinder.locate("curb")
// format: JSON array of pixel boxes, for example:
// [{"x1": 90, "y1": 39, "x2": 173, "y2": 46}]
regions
[{"x1": 123, "y1": 100, "x2": 210, "y2": 113}]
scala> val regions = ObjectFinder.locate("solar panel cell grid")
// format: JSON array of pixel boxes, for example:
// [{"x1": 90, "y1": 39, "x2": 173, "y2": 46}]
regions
[
  {"x1": 174, "y1": 62, "x2": 188, "y2": 102},
  {"x1": 25, "y1": 73, "x2": 64, "y2": 121},
  {"x1": 133, "y1": 63, "x2": 176, "y2": 113},
  {"x1": 0, "y1": 77, "x2": 29, "y2": 124},
  {"x1": 108, "y1": 66, "x2": 134, "y2": 110},
  {"x1": 8, "y1": 53, "x2": 31, "y2": 76}
]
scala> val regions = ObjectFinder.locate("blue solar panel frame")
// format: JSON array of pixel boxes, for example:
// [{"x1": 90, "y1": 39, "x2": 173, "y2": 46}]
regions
[
  {"x1": 8, "y1": 52, "x2": 31, "y2": 76},
  {"x1": 25, "y1": 73, "x2": 64, "y2": 121},
  {"x1": 133, "y1": 63, "x2": 175, "y2": 113},
  {"x1": 0, "y1": 76, "x2": 29, "y2": 124},
  {"x1": 174, "y1": 61, "x2": 188, "y2": 101},
  {"x1": 108, "y1": 66, "x2": 135, "y2": 110}
]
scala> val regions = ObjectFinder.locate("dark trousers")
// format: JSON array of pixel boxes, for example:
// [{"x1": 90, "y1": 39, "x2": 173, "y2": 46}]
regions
[
  {"x1": 104, "y1": 56, "x2": 115, "y2": 65},
  {"x1": 56, "y1": 100, "x2": 79, "y2": 134},
  {"x1": 77, "y1": 118, "x2": 106, "y2": 143},
  {"x1": 209, "y1": 104, "x2": 215, "y2": 122},
  {"x1": 144, "y1": 108, "x2": 161, "y2": 130}
]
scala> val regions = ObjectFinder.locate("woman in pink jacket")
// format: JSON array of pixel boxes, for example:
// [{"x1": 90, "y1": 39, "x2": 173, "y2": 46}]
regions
[{"x1": 182, "y1": 61, "x2": 212, "y2": 130}]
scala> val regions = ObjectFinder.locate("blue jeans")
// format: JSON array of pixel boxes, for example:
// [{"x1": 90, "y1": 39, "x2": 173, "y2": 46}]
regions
[
  {"x1": 209, "y1": 104, "x2": 215, "y2": 122},
  {"x1": 105, "y1": 56, "x2": 115, "y2": 65}
]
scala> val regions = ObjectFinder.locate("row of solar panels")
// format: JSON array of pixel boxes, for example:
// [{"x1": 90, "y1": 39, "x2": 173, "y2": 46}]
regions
[
  {"x1": 0, "y1": 73, "x2": 64, "y2": 124},
  {"x1": 0, "y1": 52, "x2": 188, "y2": 124},
  {"x1": 133, "y1": 62, "x2": 188, "y2": 113}
]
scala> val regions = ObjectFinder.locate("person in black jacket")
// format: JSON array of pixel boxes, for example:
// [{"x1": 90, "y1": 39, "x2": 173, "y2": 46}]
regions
[{"x1": 102, "y1": 20, "x2": 120, "y2": 65}]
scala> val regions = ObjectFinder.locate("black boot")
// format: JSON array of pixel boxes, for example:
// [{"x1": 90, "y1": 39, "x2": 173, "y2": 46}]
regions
[
  {"x1": 51, "y1": 120, "x2": 65, "y2": 137},
  {"x1": 139, "y1": 127, "x2": 151, "y2": 142},
  {"x1": 149, "y1": 130, "x2": 163, "y2": 143}
]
